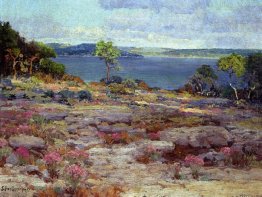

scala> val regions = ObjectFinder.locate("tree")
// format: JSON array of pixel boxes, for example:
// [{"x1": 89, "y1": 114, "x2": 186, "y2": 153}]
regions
[
  {"x1": 218, "y1": 53, "x2": 246, "y2": 101},
  {"x1": 187, "y1": 65, "x2": 218, "y2": 96},
  {"x1": 39, "y1": 58, "x2": 65, "y2": 78},
  {"x1": 0, "y1": 22, "x2": 20, "y2": 77},
  {"x1": 245, "y1": 53, "x2": 262, "y2": 100},
  {"x1": 25, "y1": 42, "x2": 56, "y2": 75},
  {"x1": 94, "y1": 41, "x2": 121, "y2": 81},
  {"x1": 5, "y1": 48, "x2": 23, "y2": 79}
]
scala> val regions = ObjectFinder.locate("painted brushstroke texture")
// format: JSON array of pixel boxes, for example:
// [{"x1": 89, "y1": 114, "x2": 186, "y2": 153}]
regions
[{"x1": 0, "y1": 0, "x2": 261, "y2": 48}]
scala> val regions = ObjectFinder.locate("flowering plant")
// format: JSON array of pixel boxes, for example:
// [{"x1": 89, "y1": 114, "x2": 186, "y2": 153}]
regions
[
  {"x1": 0, "y1": 139, "x2": 8, "y2": 148},
  {"x1": 65, "y1": 149, "x2": 89, "y2": 164},
  {"x1": 145, "y1": 145, "x2": 161, "y2": 161},
  {"x1": 44, "y1": 151, "x2": 62, "y2": 165},
  {"x1": 184, "y1": 155, "x2": 204, "y2": 179},
  {"x1": 220, "y1": 147, "x2": 232, "y2": 165},
  {"x1": 15, "y1": 146, "x2": 30, "y2": 165},
  {"x1": 43, "y1": 151, "x2": 62, "y2": 178},
  {"x1": 220, "y1": 147, "x2": 231, "y2": 156},
  {"x1": 64, "y1": 164, "x2": 87, "y2": 191},
  {"x1": 148, "y1": 132, "x2": 160, "y2": 141}
]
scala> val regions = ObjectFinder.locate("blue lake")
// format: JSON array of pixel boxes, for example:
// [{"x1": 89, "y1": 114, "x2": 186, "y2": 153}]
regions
[{"x1": 53, "y1": 56, "x2": 223, "y2": 90}]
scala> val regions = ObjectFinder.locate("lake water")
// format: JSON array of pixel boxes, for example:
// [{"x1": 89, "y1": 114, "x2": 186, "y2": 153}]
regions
[{"x1": 54, "y1": 56, "x2": 221, "y2": 90}]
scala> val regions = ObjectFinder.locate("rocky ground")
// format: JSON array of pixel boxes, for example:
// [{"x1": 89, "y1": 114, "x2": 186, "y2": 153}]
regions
[{"x1": 0, "y1": 78, "x2": 261, "y2": 197}]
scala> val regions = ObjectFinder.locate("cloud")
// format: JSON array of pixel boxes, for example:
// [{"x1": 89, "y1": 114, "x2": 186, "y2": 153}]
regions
[{"x1": 99, "y1": 0, "x2": 211, "y2": 13}]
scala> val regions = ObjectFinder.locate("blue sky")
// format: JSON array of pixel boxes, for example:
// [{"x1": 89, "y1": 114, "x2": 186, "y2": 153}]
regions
[{"x1": 0, "y1": 0, "x2": 261, "y2": 49}]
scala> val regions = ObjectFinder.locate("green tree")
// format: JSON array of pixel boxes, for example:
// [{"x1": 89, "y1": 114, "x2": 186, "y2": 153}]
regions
[
  {"x1": 39, "y1": 58, "x2": 65, "y2": 78},
  {"x1": 0, "y1": 22, "x2": 20, "y2": 77},
  {"x1": 188, "y1": 65, "x2": 218, "y2": 95},
  {"x1": 5, "y1": 48, "x2": 23, "y2": 79},
  {"x1": 218, "y1": 53, "x2": 246, "y2": 101},
  {"x1": 94, "y1": 41, "x2": 121, "y2": 81},
  {"x1": 245, "y1": 53, "x2": 262, "y2": 100}
]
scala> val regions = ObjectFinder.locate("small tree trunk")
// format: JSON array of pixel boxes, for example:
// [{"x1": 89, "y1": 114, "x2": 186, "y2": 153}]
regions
[
  {"x1": 30, "y1": 61, "x2": 33, "y2": 75},
  {"x1": 248, "y1": 86, "x2": 256, "y2": 101},
  {"x1": 12, "y1": 61, "x2": 17, "y2": 80},
  {"x1": 106, "y1": 61, "x2": 110, "y2": 82},
  {"x1": 229, "y1": 83, "x2": 238, "y2": 101}
]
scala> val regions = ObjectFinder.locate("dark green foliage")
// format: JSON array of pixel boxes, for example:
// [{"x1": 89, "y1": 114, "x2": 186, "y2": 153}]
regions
[
  {"x1": 44, "y1": 90, "x2": 55, "y2": 98},
  {"x1": 39, "y1": 58, "x2": 65, "y2": 78},
  {"x1": 95, "y1": 41, "x2": 121, "y2": 81},
  {"x1": 196, "y1": 65, "x2": 218, "y2": 80},
  {"x1": 245, "y1": 53, "x2": 262, "y2": 101},
  {"x1": 100, "y1": 76, "x2": 123, "y2": 84},
  {"x1": 186, "y1": 65, "x2": 219, "y2": 96},
  {"x1": 58, "y1": 90, "x2": 75, "y2": 99},
  {"x1": 221, "y1": 85, "x2": 235, "y2": 99},
  {"x1": 77, "y1": 90, "x2": 92, "y2": 101}
]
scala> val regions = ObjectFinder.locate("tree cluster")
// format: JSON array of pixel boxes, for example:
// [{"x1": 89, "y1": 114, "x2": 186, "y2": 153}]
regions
[
  {"x1": 186, "y1": 53, "x2": 262, "y2": 102},
  {"x1": 0, "y1": 21, "x2": 64, "y2": 79}
]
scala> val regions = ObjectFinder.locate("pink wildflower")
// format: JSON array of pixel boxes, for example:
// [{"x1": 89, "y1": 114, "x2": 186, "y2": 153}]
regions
[
  {"x1": 146, "y1": 145, "x2": 157, "y2": 154},
  {"x1": 97, "y1": 132, "x2": 106, "y2": 138},
  {"x1": 15, "y1": 146, "x2": 30, "y2": 158},
  {"x1": 185, "y1": 155, "x2": 204, "y2": 166},
  {"x1": 66, "y1": 149, "x2": 89, "y2": 159},
  {"x1": 23, "y1": 111, "x2": 34, "y2": 119},
  {"x1": 220, "y1": 147, "x2": 231, "y2": 156},
  {"x1": 43, "y1": 151, "x2": 62, "y2": 165},
  {"x1": 148, "y1": 132, "x2": 160, "y2": 140},
  {"x1": 0, "y1": 138, "x2": 8, "y2": 148},
  {"x1": 17, "y1": 125, "x2": 30, "y2": 133},
  {"x1": 65, "y1": 164, "x2": 87, "y2": 180},
  {"x1": 111, "y1": 133, "x2": 121, "y2": 141}
]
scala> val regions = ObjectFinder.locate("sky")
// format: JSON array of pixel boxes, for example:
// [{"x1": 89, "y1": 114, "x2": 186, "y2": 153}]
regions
[{"x1": 0, "y1": 0, "x2": 261, "y2": 49}]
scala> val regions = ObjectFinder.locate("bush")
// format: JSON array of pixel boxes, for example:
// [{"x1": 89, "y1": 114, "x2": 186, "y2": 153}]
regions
[
  {"x1": 39, "y1": 59, "x2": 65, "y2": 78},
  {"x1": 100, "y1": 76, "x2": 123, "y2": 84},
  {"x1": 221, "y1": 85, "x2": 235, "y2": 99},
  {"x1": 62, "y1": 74, "x2": 84, "y2": 84},
  {"x1": 122, "y1": 78, "x2": 137, "y2": 89},
  {"x1": 77, "y1": 90, "x2": 92, "y2": 101},
  {"x1": 34, "y1": 72, "x2": 55, "y2": 83},
  {"x1": 108, "y1": 83, "x2": 134, "y2": 95}
]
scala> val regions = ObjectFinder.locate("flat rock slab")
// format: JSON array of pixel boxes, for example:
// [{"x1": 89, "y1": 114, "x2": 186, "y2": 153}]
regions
[
  {"x1": 39, "y1": 112, "x2": 68, "y2": 121},
  {"x1": 9, "y1": 134, "x2": 46, "y2": 149},
  {"x1": 161, "y1": 126, "x2": 232, "y2": 148}
]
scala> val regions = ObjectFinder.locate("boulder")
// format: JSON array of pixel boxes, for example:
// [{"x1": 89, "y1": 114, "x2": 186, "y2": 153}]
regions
[
  {"x1": 100, "y1": 76, "x2": 123, "y2": 84},
  {"x1": 160, "y1": 126, "x2": 232, "y2": 157},
  {"x1": 9, "y1": 135, "x2": 46, "y2": 149},
  {"x1": 6, "y1": 153, "x2": 19, "y2": 165}
]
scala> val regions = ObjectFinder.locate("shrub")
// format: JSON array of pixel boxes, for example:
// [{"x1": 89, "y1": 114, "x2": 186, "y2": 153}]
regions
[
  {"x1": 62, "y1": 74, "x2": 84, "y2": 84},
  {"x1": 0, "y1": 147, "x2": 12, "y2": 160},
  {"x1": 122, "y1": 78, "x2": 137, "y2": 89},
  {"x1": 43, "y1": 151, "x2": 62, "y2": 178},
  {"x1": 108, "y1": 83, "x2": 134, "y2": 95},
  {"x1": 39, "y1": 58, "x2": 65, "y2": 78},
  {"x1": 65, "y1": 149, "x2": 89, "y2": 164},
  {"x1": 77, "y1": 90, "x2": 92, "y2": 101},
  {"x1": 184, "y1": 155, "x2": 204, "y2": 179},
  {"x1": 64, "y1": 164, "x2": 87, "y2": 191},
  {"x1": 34, "y1": 72, "x2": 55, "y2": 83},
  {"x1": 100, "y1": 76, "x2": 123, "y2": 84}
]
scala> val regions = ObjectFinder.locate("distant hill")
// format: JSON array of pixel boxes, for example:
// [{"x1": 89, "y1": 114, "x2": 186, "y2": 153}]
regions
[
  {"x1": 47, "y1": 43, "x2": 143, "y2": 58},
  {"x1": 126, "y1": 47, "x2": 262, "y2": 58}
]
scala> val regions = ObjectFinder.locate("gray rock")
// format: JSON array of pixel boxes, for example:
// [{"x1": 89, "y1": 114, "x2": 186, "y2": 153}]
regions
[
  {"x1": 199, "y1": 151, "x2": 225, "y2": 165},
  {"x1": 9, "y1": 135, "x2": 46, "y2": 149},
  {"x1": 20, "y1": 165, "x2": 39, "y2": 173},
  {"x1": 161, "y1": 126, "x2": 232, "y2": 149},
  {"x1": 6, "y1": 153, "x2": 19, "y2": 165},
  {"x1": 0, "y1": 78, "x2": 14, "y2": 90},
  {"x1": 97, "y1": 113, "x2": 132, "y2": 124},
  {"x1": 40, "y1": 112, "x2": 68, "y2": 121}
]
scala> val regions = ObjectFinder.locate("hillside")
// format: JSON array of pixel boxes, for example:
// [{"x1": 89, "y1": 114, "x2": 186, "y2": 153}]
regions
[{"x1": 47, "y1": 43, "x2": 143, "y2": 58}]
